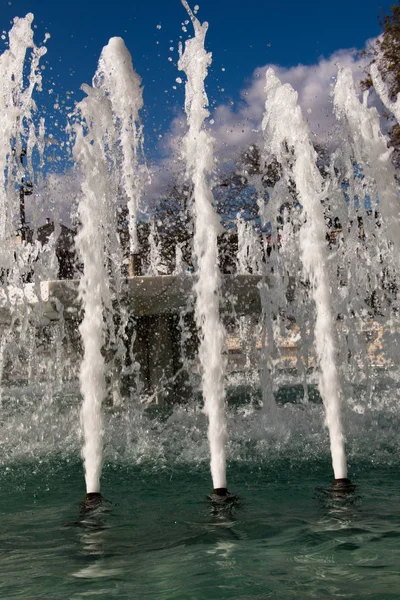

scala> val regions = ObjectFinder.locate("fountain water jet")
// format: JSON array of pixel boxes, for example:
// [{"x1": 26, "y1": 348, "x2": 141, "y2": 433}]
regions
[
  {"x1": 0, "y1": 14, "x2": 47, "y2": 269},
  {"x1": 0, "y1": 14, "x2": 56, "y2": 407},
  {"x1": 178, "y1": 0, "x2": 228, "y2": 494},
  {"x1": 370, "y1": 60, "x2": 400, "y2": 125},
  {"x1": 73, "y1": 90, "x2": 112, "y2": 497},
  {"x1": 94, "y1": 37, "x2": 145, "y2": 260},
  {"x1": 333, "y1": 67, "x2": 400, "y2": 273},
  {"x1": 262, "y1": 68, "x2": 348, "y2": 481},
  {"x1": 73, "y1": 37, "x2": 145, "y2": 498}
]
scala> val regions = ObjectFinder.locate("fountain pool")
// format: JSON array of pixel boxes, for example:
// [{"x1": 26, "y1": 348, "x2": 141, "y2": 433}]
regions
[{"x1": 2, "y1": 382, "x2": 400, "y2": 599}]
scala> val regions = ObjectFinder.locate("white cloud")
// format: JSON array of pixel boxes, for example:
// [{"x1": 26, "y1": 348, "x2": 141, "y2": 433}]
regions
[{"x1": 206, "y1": 44, "x2": 373, "y2": 163}]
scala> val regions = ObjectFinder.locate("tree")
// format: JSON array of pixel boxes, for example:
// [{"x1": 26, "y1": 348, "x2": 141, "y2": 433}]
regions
[{"x1": 361, "y1": 1, "x2": 400, "y2": 166}]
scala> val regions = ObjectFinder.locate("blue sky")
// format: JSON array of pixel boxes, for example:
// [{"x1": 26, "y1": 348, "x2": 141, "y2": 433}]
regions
[{"x1": 0, "y1": 0, "x2": 393, "y2": 160}]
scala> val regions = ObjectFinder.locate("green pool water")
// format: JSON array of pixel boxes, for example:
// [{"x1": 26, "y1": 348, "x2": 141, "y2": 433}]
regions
[{"x1": 1, "y1": 381, "x2": 400, "y2": 599}]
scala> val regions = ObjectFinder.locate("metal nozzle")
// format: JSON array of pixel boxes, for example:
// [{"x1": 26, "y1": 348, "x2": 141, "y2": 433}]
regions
[
  {"x1": 213, "y1": 487, "x2": 228, "y2": 497},
  {"x1": 332, "y1": 478, "x2": 355, "y2": 494},
  {"x1": 79, "y1": 492, "x2": 103, "y2": 513}
]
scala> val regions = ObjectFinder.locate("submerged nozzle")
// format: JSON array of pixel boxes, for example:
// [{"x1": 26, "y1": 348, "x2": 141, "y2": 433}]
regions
[
  {"x1": 213, "y1": 487, "x2": 228, "y2": 497},
  {"x1": 332, "y1": 478, "x2": 356, "y2": 494},
  {"x1": 79, "y1": 492, "x2": 103, "y2": 513},
  {"x1": 208, "y1": 488, "x2": 239, "y2": 507},
  {"x1": 315, "y1": 477, "x2": 358, "y2": 505}
]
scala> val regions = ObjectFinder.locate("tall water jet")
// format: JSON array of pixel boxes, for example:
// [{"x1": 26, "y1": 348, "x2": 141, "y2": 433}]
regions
[
  {"x1": 73, "y1": 90, "x2": 112, "y2": 496},
  {"x1": 0, "y1": 14, "x2": 55, "y2": 403},
  {"x1": 0, "y1": 14, "x2": 47, "y2": 270},
  {"x1": 73, "y1": 37, "x2": 145, "y2": 498},
  {"x1": 178, "y1": 1, "x2": 228, "y2": 494},
  {"x1": 262, "y1": 68, "x2": 348, "y2": 481}
]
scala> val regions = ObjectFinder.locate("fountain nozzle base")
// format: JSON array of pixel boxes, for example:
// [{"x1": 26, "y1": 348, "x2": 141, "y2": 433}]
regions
[
  {"x1": 332, "y1": 478, "x2": 355, "y2": 494},
  {"x1": 80, "y1": 492, "x2": 103, "y2": 513},
  {"x1": 209, "y1": 488, "x2": 239, "y2": 506},
  {"x1": 213, "y1": 487, "x2": 228, "y2": 497}
]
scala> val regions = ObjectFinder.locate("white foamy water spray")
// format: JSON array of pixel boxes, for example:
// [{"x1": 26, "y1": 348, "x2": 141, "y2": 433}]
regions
[
  {"x1": 0, "y1": 15, "x2": 57, "y2": 406},
  {"x1": 262, "y1": 69, "x2": 348, "y2": 480},
  {"x1": 73, "y1": 91, "x2": 112, "y2": 493},
  {"x1": 178, "y1": 1, "x2": 227, "y2": 490},
  {"x1": 370, "y1": 60, "x2": 400, "y2": 124},
  {"x1": 0, "y1": 13, "x2": 47, "y2": 270},
  {"x1": 236, "y1": 212, "x2": 263, "y2": 275},
  {"x1": 94, "y1": 37, "x2": 145, "y2": 255},
  {"x1": 73, "y1": 37, "x2": 144, "y2": 493},
  {"x1": 333, "y1": 68, "x2": 400, "y2": 272}
]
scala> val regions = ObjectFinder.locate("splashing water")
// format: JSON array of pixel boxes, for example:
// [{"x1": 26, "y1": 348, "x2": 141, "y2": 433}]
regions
[
  {"x1": 94, "y1": 37, "x2": 145, "y2": 256},
  {"x1": 178, "y1": 1, "x2": 227, "y2": 490},
  {"x1": 262, "y1": 68, "x2": 347, "y2": 480},
  {"x1": 370, "y1": 60, "x2": 400, "y2": 125},
  {"x1": 0, "y1": 13, "x2": 47, "y2": 270},
  {"x1": 73, "y1": 37, "x2": 145, "y2": 493},
  {"x1": 0, "y1": 14, "x2": 53, "y2": 409},
  {"x1": 1, "y1": 9, "x2": 400, "y2": 501},
  {"x1": 333, "y1": 67, "x2": 400, "y2": 272},
  {"x1": 73, "y1": 92, "x2": 112, "y2": 493}
]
